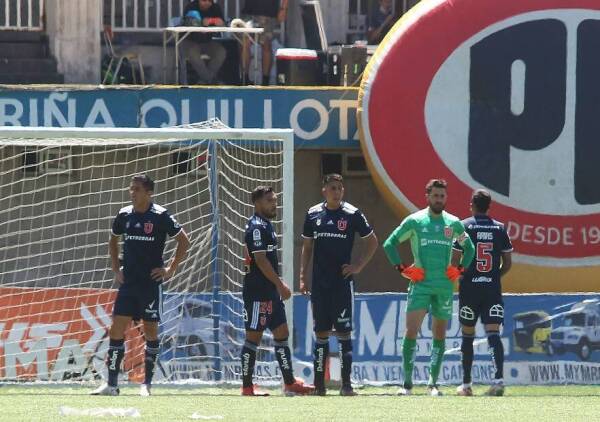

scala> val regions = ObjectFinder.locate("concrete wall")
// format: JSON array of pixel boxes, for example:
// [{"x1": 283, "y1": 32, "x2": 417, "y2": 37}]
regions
[
  {"x1": 293, "y1": 150, "x2": 408, "y2": 293},
  {"x1": 45, "y1": 0, "x2": 102, "y2": 83}
]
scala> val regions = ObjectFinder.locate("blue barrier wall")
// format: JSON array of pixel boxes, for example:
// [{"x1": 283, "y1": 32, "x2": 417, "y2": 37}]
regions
[{"x1": 293, "y1": 293, "x2": 600, "y2": 385}]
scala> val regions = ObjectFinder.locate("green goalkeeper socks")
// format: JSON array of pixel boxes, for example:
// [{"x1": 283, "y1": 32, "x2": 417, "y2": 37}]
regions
[
  {"x1": 429, "y1": 339, "x2": 445, "y2": 385},
  {"x1": 402, "y1": 338, "x2": 417, "y2": 387}
]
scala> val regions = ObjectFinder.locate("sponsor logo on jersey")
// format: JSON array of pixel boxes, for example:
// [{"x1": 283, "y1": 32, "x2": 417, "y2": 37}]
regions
[
  {"x1": 135, "y1": 222, "x2": 141, "y2": 229},
  {"x1": 316, "y1": 218, "x2": 321, "y2": 226},
  {"x1": 124, "y1": 234, "x2": 155, "y2": 241},
  {"x1": 338, "y1": 219, "x2": 348, "y2": 231},
  {"x1": 472, "y1": 276, "x2": 493, "y2": 283},
  {"x1": 144, "y1": 222, "x2": 153, "y2": 234},
  {"x1": 315, "y1": 232, "x2": 348, "y2": 239},
  {"x1": 421, "y1": 238, "x2": 452, "y2": 247},
  {"x1": 327, "y1": 219, "x2": 334, "y2": 225}
]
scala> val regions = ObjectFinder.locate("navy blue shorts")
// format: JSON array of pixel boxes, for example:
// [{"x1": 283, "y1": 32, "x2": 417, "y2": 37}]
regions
[
  {"x1": 311, "y1": 280, "x2": 354, "y2": 333},
  {"x1": 243, "y1": 297, "x2": 287, "y2": 332},
  {"x1": 459, "y1": 289, "x2": 504, "y2": 327},
  {"x1": 113, "y1": 281, "x2": 163, "y2": 322}
]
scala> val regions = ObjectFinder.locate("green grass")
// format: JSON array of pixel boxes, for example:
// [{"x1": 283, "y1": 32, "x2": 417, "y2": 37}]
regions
[{"x1": 0, "y1": 385, "x2": 598, "y2": 421}]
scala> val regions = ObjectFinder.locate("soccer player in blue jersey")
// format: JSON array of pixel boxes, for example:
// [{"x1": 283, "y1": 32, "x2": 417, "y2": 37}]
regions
[
  {"x1": 299, "y1": 174, "x2": 378, "y2": 396},
  {"x1": 91, "y1": 174, "x2": 190, "y2": 396},
  {"x1": 241, "y1": 186, "x2": 314, "y2": 396},
  {"x1": 453, "y1": 189, "x2": 513, "y2": 397}
]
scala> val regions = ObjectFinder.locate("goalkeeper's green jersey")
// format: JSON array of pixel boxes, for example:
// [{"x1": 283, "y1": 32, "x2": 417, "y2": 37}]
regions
[{"x1": 383, "y1": 208, "x2": 475, "y2": 290}]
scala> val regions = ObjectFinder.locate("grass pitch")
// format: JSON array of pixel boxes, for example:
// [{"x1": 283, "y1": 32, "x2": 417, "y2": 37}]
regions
[{"x1": 0, "y1": 384, "x2": 598, "y2": 421}]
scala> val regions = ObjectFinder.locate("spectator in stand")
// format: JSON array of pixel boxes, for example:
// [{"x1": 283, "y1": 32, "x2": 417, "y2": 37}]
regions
[
  {"x1": 367, "y1": 0, "x2": 395, "y2": 45},
  {"x1": 241, "y1": 0, "x2": 288, "y2": 85},
  {"x1": 180, "y1": 0, "x2": 226, "y2": 84}
]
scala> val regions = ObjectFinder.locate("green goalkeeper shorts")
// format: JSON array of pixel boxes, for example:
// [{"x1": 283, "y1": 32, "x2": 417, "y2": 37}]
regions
[{"x1": 406, "y1": 284, "x2": 454, "y2": 320}]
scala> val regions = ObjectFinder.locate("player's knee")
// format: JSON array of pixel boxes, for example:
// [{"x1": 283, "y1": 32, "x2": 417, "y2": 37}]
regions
[
  {"x1": 245, "y1": 330, "x2": 263, "y2": 344},
  {"x1": 272, "y1": 324, "x2": 289, "y2": 339},
  {"x1": 109, "y1": 325, "x2": 125, "y2": 340},
  {"x1": 315, "y1": 331, "x2": 330, "y2": 340},
  {"x1": 143, "y1": 322, "x2": 159, "y2": 340},
  {"x1": 462, "y1": 325, "x2": 475, "y2": 337}
]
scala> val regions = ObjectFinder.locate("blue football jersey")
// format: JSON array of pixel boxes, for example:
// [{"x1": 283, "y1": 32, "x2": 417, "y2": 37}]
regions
[
  {"x1": 302, "y1": 201, "x2": 373, "y2": 287},
  {"x1": 454, "y1": 214, "x2": 513, "y2": 292},
  {"x1": 243, "y1": 213, "x2": 279, "y2": 301},
  {"x1": 111, "y1": 203, "x2": 182, "y2": 283}
]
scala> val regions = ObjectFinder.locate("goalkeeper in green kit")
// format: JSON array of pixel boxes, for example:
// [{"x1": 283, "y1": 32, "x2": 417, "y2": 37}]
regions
[{"x1": 383, "y1": 179, "x2": 474, "y2": 396}]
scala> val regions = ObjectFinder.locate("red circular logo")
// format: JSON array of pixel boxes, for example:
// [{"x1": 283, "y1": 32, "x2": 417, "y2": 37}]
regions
[{"x1": 359, "y1": 0, "x2": 600, "y2": 266}]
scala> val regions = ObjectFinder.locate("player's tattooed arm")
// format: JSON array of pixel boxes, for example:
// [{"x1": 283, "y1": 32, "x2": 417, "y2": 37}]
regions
[
  {"x1": 108, "y1": 233, "x2": 124, "y2": 284},
  {"x1": 454, "y1": 224, "x2": 475, "y2": 267},
  {"x1": 253, "y1": 251, "x2": 292, "y2": 300},
  {"x1": 299, "y1": 237, "x2": 314, "y2": 295},
  {"x1": 450, "y1": 248, "x2": 462, "y2": 267}
]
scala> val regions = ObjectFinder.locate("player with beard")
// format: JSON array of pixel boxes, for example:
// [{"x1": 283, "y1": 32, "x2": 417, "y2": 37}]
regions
[
  {"x1": 383, "y1": 179, "x2": 474, "y2": 396},
  {"x1": 240, "y1": 186, "x2": 314, "y2": 396}
]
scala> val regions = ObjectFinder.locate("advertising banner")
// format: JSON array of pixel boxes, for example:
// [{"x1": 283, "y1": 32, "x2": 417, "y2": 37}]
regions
[
  {"x1": 0, "y1": 87, "x2": 359, "y2": 149},
  {"x1": 3, "y1": 288, "x2": 598, "y2": 385},
  {"x1": 294, "y1": 293, "x2": 600, "y2": 385},
  {"x1": 0, "y1": 287, "x2": 145, "y2": 381}
]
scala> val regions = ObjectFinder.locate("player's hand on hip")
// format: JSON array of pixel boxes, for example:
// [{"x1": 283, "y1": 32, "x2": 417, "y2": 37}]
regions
[
  {"x1": 446, "y1": 265, "x2": 464, "y2": 284},
  {"x1": 299, "y1": 280, "x2": 310, "y2": 295},
  {"x1": 150, "y1": 267, "x2": 171, "y2": 282},
  {"x1": 395, "y1": 264, "x2": 425, "y2": 283},
  {"x1": 277, "y1": 281, "x2": 292, "y2": 301},
  {"x1": 114, "y1": 269, "x2": 124, "y2": 285},
  {"x1": 341, "y1": 263, "x2": 362, "y2": 278}
]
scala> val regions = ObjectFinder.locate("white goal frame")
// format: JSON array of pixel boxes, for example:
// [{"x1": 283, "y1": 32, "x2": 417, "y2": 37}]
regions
[{"x1": 0, "y1": 125, "x2": 295, "y2": 383}]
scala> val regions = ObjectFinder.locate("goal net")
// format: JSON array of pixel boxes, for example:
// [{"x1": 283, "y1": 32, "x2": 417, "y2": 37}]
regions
[{"x1": 0, "y1": 123, "x2": 294, "y2": 385}]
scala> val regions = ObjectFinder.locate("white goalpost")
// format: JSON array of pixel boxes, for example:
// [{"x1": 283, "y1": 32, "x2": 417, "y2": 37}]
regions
[{"x1": 0, "y1": 124, "x2": 294, "y2": 385}]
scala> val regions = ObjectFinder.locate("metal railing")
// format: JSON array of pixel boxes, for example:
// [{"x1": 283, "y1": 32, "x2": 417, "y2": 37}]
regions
[
  {"x1": 0, "y1": 0, "x2": 44, "y2": 31},
  {"x1": 103, "y1": 0, "x2": 246, "y2": 33}
]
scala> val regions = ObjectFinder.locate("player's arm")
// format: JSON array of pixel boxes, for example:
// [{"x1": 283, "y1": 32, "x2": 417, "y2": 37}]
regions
[
  {"x1": 108, "y1": 233, "x2": 124, "y2": 284},
  {"x1": 500, "y1": 251, "x2": 512, "y2": 276},
  {"x1": 383, "y1": 217, "x2": 425, "y2": 282},
  {"x1": 382, "y1": 217, "x2": 414, "y2": 266},
  {"x1": 165, "y1": 229, "x2": 190, "y2": 278},
  {"x1": 342, "y1": 232, "x2": 378, "y2": 278},
  {"x1": 450, "y1": 248, "x2": 462, "y2": 267},
  {"x1": 299, "y1": 237, "x2": 314, "y2": 294},
  {"x1": 151, "y1": 213, "x2": 190, "y2": 281},
  {"x1": 109, "y1": 214, "x2": 125, "y2": 284},
  {"x1": 253, "y1": 251, "x2": 291, "y2": 300},
  {"x1": 500, "y1": 227, "x2": 514, "y2": 277},
  {"x1": 299, "y1": 211, "x2": 315, "y2": 294},
  {"x1": 454, "y1": 222, "x2": 475, "y2": 267},
  {"x1": 342, "y1": 211, "x2": 378, "y2": 277}
]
